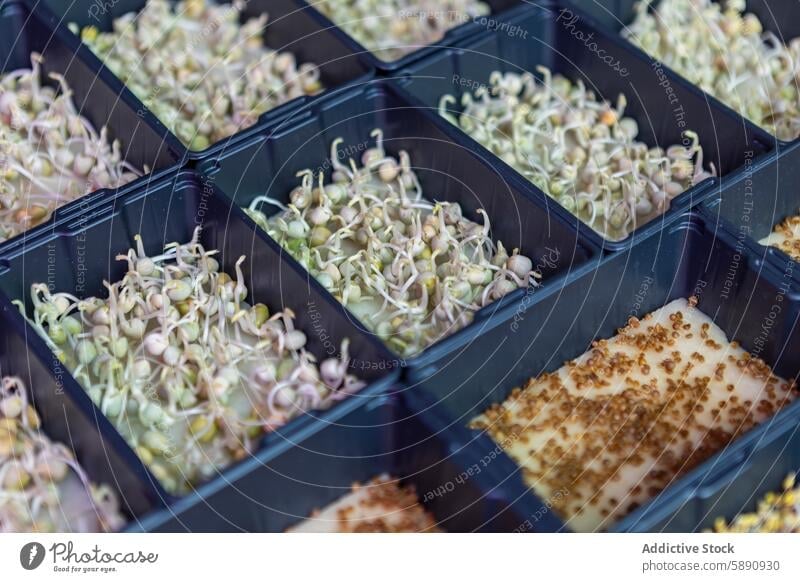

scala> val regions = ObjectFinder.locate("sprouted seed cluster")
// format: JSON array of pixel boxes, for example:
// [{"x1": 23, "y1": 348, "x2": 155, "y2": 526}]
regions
[
  {"x1": 314, "y1": 0, "x2": 490, "y2": 60},
  {"x1": 289, "y1": 474, "x2": 439, "y2": 532},
  {"x1": 0, "y1": 376, "x2": 125, "y2": 532},
  {"x1": 471, "y1": 298, "x2": 796, "y2": 532},
  {"x1": 246, "y1": 129, "x2": 540, "y2": 357},
  {"x1": 21, "y1": 229, "x2": 364, "y2": 494},
  {"x1": 438, "y1": 67, "x2": 715, "y2": 241},
  {"x1": 73, "y1": 0, "x2": 323, "y2": 150},
  {"x1": 711, "y1": 473, "x2": 800, "y2": 533},
  {"x1": 0, "y1": 54, "x2": 141, "y2": 244},
  {"x1": 759, "y1": 210, "x2": 800, "y2": 261},
  {"x1": 624, "y1": 0, "x2": 800, "y2": 141}
]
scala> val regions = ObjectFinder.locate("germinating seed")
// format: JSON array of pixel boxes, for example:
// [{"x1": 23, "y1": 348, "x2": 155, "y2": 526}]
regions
[
  {"x1": 0, "y1": 54, "x2": 141, "y2": 244},
  {"x1": 73, "y1": 0, "x2": 323, "y2": 149},
  {"x1": 315, "y1": 0, "x2": 490, "y2": 60},
  {"x1": 0, "y1": 376, "x2": 125, "y2": 532},
  {"x1": 471, "y1": 297, "x2": 796, "y2": 532},
  {"x1": 710, "y1": 473, "x2": 800, "y2": 533},
  {"x1": 21, "y1": 228, "x2": 365, "y2": 494},
  {"x1": 625, "y1": 0, "x2": 800, "y2": 140},
  {"x1": 438, "y1": 67, "x2": 715, "y2": 241},
  {"x1": 246, "y1": 129, "x2": 541, "y2": 358}
]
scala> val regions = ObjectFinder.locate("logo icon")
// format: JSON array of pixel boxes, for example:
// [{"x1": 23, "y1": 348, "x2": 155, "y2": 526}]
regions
[{"x1": 20, "y1": 542, "x2": 45, "y2": 570}]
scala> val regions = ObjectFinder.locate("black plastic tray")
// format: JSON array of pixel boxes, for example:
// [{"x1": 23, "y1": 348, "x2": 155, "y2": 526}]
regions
[
  {"x1": 0, "y1": 0, "x2": 184, "y2": 256},
  {"x1": 197, "y1": 78, "x2": 602, "y2": 372},
  {"x1": 296, "y1": 0, "x2": 526, "y2": 72},
  {"x1": 394, "y1": 3, "x2": 775, "y2": 251},
  {"x1": 131, "y1": 390, "x2": 526, "y2": 531},
  {"x1": 32, "y1": 0, "x2": 375, "y2": 156},
  {"x1": 0, "y1": 297, "x2": 159, "y2": 525},
  {"x1": 1, "y1": 0, "x2": 796, "y2": 534},
  {"x1": 404, "y1": 212, "x2": 800, "y2": 532},
  {"x1": 0, "y1": 167, "x2": 400, "y2": 529}
]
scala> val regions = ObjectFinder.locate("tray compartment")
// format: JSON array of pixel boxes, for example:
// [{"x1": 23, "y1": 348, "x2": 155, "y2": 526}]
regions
[
  {"x1": 133, "y1": 391, "x2": 525, "y2": 531},
  {"x1": 396, "y1": 3, "x2": 774, "y2": 249},
  {"x1": 404, "y1": 212, "x2": 800, "y2": 531}
]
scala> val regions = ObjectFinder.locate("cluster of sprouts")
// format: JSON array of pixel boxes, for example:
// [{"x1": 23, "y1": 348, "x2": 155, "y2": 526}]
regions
[
  {"x1": 21, "y1": 229, "x2": 364, "y2": 494},
  {"x1": 711, "y1": 473, "x2": 800, "y2": 533},
  {"x1": 438, "y1": 67, "x2": 715, "y2": 241},
  {"x1": 0, "y1": 376, "x2": 125, "y2": 532},
  {"x1": 73, "y1": 0, "x2": 323, "y2": 149},
  {"x1": 315, "y1": 0, "x2": 490, "y2": 60},
  {"x1": 246, "y1": 129, "x2": 540, "y2": 357},
  {"x1": 624, "y1": 0, "x2": 800, "y2": 140},
  {"x1": 0, "y1": 54, "x2": 141, "y2": 243}
]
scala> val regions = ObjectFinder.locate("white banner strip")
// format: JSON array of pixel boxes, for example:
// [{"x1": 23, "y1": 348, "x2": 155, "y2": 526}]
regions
[{"x1": 1, "y1": 533, "x2": 798, "y2": 581}]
